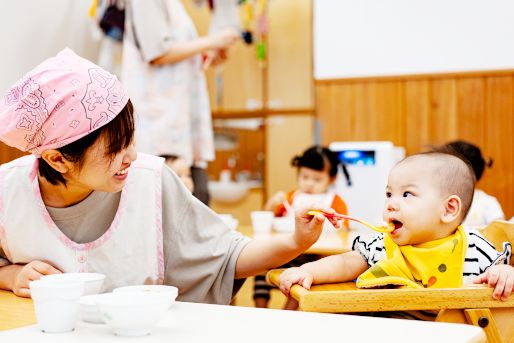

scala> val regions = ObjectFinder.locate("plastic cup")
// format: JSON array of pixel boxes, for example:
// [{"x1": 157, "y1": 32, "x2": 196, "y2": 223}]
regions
[
  {"x1": 251, "y1": 211, "x2": 274, "y2": 236},
  {"x1": 30, "y1": 279, "x2": 84, "y2": 333}
]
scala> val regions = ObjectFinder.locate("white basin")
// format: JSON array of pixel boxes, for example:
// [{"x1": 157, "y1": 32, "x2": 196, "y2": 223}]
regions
[{"x1": 208, "y1": 181, "x2": 249, "y2": 203}]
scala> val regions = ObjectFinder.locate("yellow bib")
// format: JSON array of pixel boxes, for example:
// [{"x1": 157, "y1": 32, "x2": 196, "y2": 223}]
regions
[{"x1": 357, "y1": 226, "x2": 467, "y2": 289}]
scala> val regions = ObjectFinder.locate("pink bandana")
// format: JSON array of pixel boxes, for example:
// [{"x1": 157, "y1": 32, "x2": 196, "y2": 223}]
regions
[{"x1": 0, "y1": 48, "x2": 128, "y2": 157}]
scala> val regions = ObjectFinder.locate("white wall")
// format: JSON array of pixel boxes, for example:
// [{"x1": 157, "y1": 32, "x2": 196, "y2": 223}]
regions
[
  {"x1": 314, "y1": 0, "x2": 514, "y2": 79},
  {"x1": 0, "y1": 0, "x2": 100, "y2": 93}
]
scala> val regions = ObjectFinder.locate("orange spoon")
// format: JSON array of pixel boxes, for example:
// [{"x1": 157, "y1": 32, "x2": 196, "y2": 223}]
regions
[{"x1": 307, "y1": 210, "x2": 394, "y2": 233}]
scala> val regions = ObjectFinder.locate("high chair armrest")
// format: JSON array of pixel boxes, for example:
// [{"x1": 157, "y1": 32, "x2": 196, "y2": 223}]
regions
[{"x1": 265, "y1": 269, "x2": 514, "y2": 313}]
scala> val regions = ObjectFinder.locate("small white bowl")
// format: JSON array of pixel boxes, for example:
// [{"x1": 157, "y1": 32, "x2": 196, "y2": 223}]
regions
[
  {"x1": 42, "y1": 273, "x2": 106, "y2": 295},
  {"x1": 79, "y1": 293, "x2": 112, "y2": 324},
  {"x1": 113, "y1": 285, "x2": 178, "y2": 307},
  {"x1": 96, "y1": 292, "x2": 172, "y2": 337},
  {"x1": 273, "y1": 216, "x2": 295, "y2": 233}
]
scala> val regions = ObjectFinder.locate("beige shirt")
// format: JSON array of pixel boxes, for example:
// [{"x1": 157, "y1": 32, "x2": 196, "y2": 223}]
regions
[{"x1": 0, "y1": 165, "x2": 249, "y2": 304}]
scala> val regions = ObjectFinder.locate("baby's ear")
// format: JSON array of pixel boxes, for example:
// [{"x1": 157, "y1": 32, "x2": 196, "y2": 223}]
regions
[{"x1": 441, "y1": 195, "x2": 462, "y2": 223}]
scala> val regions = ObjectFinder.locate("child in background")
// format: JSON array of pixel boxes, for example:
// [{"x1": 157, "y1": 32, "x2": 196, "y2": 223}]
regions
[
  {"x1": 279, "y1": 152, "x2": 514, "y2": 313},
  {"x1": 445, "y1": 140, "x2": 505, "y2": 229},
  {"x1": 265, "y1": 146, "x2": 351, "y2": 226},
  {"x1": 161, "y1": 155, "x2": 194, "y2": 193},
  {"x1": 254, "y1": 146, "x2": 351, "y2": 308}
]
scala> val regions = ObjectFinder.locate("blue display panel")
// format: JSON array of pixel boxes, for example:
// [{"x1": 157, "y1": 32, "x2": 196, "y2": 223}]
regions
[{"x1": 336, "y1": 150, "x2": 375, "y2": 166}]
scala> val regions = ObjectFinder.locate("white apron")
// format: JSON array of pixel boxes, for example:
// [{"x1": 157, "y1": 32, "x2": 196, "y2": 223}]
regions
[
  {"x1": 0, "y1": 153, "x2": 164, "y2": 291},
  {"x1": 291, "y1": 190, "x2": 337, "y2": 211}
]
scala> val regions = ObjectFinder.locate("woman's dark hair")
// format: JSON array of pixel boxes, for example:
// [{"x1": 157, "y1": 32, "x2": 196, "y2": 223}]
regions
[
  {"x1": 445, "y1": 140, "x2": 492, "y2": 181},
  {"x1": 291, "y1": 145, "x2": 351, "y2": 186},
  {"x1": 38, "y1": 99, "x2": 135, "y2": 186}
]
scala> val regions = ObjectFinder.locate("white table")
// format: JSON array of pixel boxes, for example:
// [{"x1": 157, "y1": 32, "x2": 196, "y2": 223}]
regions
[{"x1": 0, "y1": 301, "x2": 485, "y2": 342}]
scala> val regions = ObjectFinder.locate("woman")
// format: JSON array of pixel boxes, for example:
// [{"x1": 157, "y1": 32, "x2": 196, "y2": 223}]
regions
[
  {"x1": 122, "y1": 0, "x2": 239, "y2": 205},
  {"x1": 0, "y1": 49, "x2": 337, "y2": 304}
]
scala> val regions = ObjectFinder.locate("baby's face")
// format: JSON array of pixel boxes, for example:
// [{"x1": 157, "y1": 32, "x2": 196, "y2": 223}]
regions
[{"x1": 382, "y1": 160, "x2": 448, "y2": 245}]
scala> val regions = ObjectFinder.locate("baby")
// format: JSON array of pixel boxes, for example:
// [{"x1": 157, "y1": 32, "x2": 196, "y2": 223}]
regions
[{"x1": 280, "y1": 152, "x2": 513, "y2": 301}]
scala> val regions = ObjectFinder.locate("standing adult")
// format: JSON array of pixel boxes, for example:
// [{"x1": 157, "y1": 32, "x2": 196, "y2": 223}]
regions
[{"x1": 122, "y1": 0, "x2": 239, "y2": 205}]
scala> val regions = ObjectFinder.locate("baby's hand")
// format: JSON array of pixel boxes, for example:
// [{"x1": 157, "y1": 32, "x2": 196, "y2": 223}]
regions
[
  {"x1": 279, "y1": 267, "x2": 313, "y2": 297},
  {"x1": 13, "y1": 261, "x2": 62, "y2": 298},
  {"x1": 473, "y1": 264, "x2": 514, "y2": 301}
]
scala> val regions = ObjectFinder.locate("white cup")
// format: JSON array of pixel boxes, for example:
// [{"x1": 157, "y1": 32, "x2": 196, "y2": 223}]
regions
[
  {"x1": 251, "y1": 211, "x2": 274, "y2": 236},
  {"x1": 30, "y1": 279, "x2": 84, "y2": 333}
]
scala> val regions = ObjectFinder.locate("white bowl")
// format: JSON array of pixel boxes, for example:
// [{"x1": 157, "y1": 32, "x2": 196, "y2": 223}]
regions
[
  {"x1": 273, "y1": 216, "x2": 295, "y2": 233},
  {"x1": 96, "y1": 292, "x2": 172, "y2": 337},
  {"x1": 79, "y1": 293, "x2": 112, "y2": 324},
  {"x1": 208, "y1": 181, "x2": 248, "y2": 203},
  {"x1": 42, "y1": 273, "x2": 106, "y2": 295},
  {"x1": 113, "y1": 285, "x2": 178, "y2": 307}
]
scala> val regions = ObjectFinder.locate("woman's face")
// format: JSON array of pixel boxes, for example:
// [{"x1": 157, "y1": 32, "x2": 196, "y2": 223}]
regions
[{"x1": 65, "y1": 135, "x2": 138, "y2": 194}]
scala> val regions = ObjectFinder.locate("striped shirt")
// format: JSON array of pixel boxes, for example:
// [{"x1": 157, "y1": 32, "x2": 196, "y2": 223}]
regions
[{"x1": 352, "y1": 230, "x2": 512, "y2": 284}]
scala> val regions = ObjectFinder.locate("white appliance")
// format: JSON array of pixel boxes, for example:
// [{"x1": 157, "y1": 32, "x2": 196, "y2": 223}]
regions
[{"x1": 329, "y1": 141, "x2": 405, "y2": 225}]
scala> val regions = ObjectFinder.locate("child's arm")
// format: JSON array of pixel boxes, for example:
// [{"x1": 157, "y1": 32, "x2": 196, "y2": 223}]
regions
[
  {"x1": 278, "y1": 251, "x2": 368, "y2": 296},
  {"x1": 235, "y1": 208, "x2": 339, "y2": 278},
  {"x1": 0, "y1": 261, "x2": 62, "y2": 297},
  {"x1": 263, "y1": 191, "x2": 286, "y2": 215},
  {"x1": 473, "y1": 264, "x2": 514, "y2": 301}
]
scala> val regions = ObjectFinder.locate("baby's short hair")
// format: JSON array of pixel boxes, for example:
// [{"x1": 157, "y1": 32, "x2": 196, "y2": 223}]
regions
[{"x1": 400, "y1": 151, "x2": 476, "y2": 220}]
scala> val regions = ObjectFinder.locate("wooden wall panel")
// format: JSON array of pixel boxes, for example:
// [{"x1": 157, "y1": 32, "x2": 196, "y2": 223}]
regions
[
  {"x1": 484, "y1": 76, "x2": 513, "y2": 218},
  {"x1": 316, "y1": 72, "x2": 514, "y2": 219},
  {"x1": 372, "y1": 81, "x2": 405, "y2": 144},
  {"x1": 404, "y1": 80, "x2": 431, "y2": 153},
  {"x1": 0, "y1": 143, "x2": 25, "y2": 164},
  {"x1": 430, "y1": 79, "x2": 458, "y2": 144},
  {"x1": 456, "y1": 78, "x2": 486, "y2": 144},
  {"x1": 268, "y1": 0, "x2": 313, "y2": 108}
]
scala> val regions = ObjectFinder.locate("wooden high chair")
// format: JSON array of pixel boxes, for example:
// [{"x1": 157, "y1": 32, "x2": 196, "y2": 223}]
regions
[{"x1": 266, "y1": 220, "x2": 514, "y2": 343}]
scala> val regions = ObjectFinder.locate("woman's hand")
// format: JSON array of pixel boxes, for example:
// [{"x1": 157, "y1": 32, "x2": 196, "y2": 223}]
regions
[
  {"x1": 293, "y1": 206, "x2": 340, "y2": 249},
  {"x1": 209, "y1": 28, "x2": 240, "y2": 50},
  {"x1": 11, "y1": 261, "x2": 62, "y2": 297},
  {"x1": 203, "y1": 48, "x2": 229, "y2": 69}
]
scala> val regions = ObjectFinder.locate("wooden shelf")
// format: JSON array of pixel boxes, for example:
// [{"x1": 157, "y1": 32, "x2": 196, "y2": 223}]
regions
[{"x1": 212, "y1": 107, "x2": 314, "y2": 119}]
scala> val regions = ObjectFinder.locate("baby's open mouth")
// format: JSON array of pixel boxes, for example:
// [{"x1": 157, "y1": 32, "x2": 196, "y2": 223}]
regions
[{"x1": 390, "y1": 219, "x2": 403, "y2": 232}]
